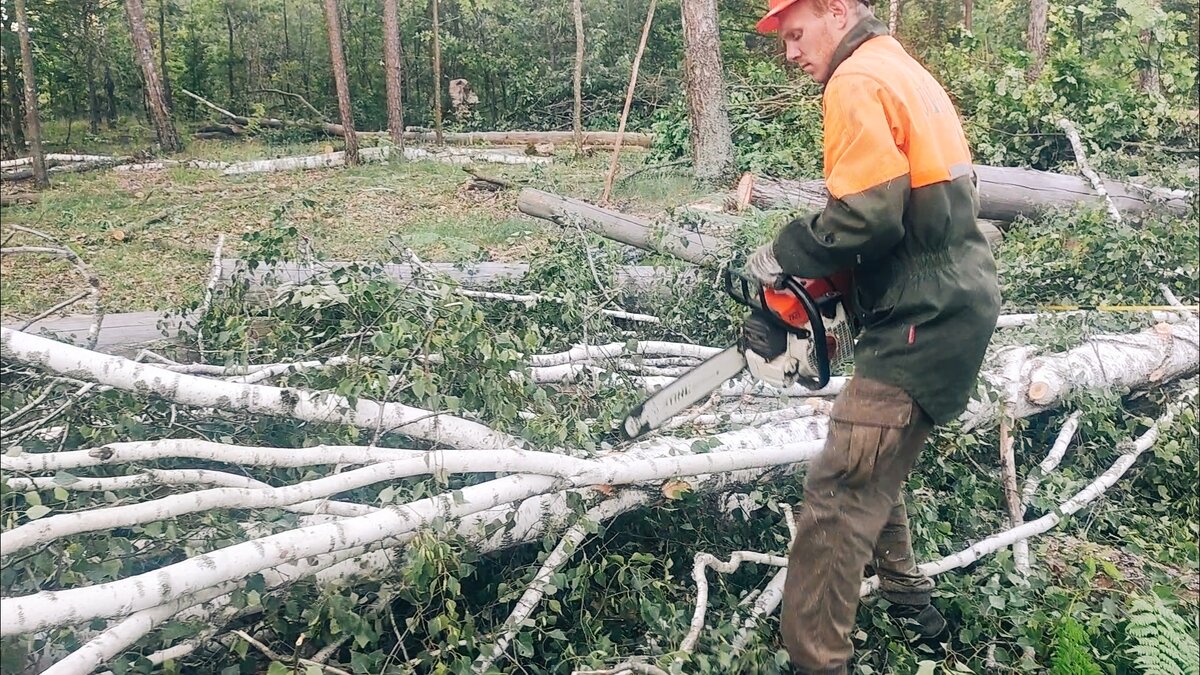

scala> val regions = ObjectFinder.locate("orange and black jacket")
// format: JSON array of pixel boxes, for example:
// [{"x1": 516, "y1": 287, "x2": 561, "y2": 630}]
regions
[{"x1": 771, "y1": 16, "x2": 1000, "y2": 424}]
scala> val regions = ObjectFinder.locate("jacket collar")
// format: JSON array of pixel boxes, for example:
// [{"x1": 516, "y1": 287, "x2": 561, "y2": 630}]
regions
[{"x1": 824, "y1": 15, "x2": 889, "y2": 88}]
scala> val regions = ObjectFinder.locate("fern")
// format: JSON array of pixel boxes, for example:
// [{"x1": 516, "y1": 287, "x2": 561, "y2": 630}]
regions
[
  {"x1": 1050, "y1": 616, "x2": 1103, "y2": 675},
  {"x1": 1125, "y1": 596, "x2": 1200, "y2": 675}
]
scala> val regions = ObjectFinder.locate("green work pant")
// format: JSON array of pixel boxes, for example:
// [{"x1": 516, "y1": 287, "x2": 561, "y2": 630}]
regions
[{"x1": 781, "y1": 377, "x2": 936, "y2": 674}]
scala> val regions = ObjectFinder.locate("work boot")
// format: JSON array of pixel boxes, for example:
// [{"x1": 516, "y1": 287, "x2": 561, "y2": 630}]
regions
[{"x1": 886, "y1": 602, "x2": 950, "y2": 650}]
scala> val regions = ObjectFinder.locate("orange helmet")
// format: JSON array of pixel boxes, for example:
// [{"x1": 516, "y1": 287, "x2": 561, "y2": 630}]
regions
[{"x1": 755, "y1": 0, "x2": 803, "y2": 33}]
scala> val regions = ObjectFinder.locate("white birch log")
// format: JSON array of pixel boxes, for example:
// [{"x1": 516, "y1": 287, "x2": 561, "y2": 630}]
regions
[
  {"x1": 1, "y1": 469, "x2": 376, "y2": 519},
  {"x1": 113, "y1": 159, "x2": 230, "y2": 172},
  {"x1": 1, "y1": 439, "x2": 423, "y2": 472},
  {"x1": 0, "y1": 450, "x2": 596, "y2": 554},
  {"x1": 0, "y1": 415, "x2": 832, "y2": 635},
  {"x1": 98, "y1": 421, "x2": 832, "y2": 664},
  {"x1": 0, "y1": 473, "x2": 559, "y2": 635},
  {"x1": 40, "y1": 582, "x2": 237, "y2": 675},
  {"x1": 0, "y1": 327, "x2": 517, "y2": 450},
  {"x1": 529, "y1": 341, "x2": 724, "y2": 367},
  {"x1": 962, "y1": 319, "x2": 1198, "y2": 429},
  {"x1": 663, "y1": 400, "x2": 831, "y2": 430},
  {"x1": 1057, "y1": 118, "x2": 1124, "y2": 227},
  {"x1": 221, "y1": 146, "x2": 550, "y2": 175},
  {"x1": 638, "y1": 373, "x2": 848, "y2": 399},
  {"x1": 2, "y1": 433, "x2": 835, "y2": 555}
]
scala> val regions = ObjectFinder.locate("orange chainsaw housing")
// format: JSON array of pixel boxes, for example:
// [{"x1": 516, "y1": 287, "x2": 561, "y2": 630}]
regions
[{"x1": 762, "y1": 269, "x2": 854, "y2": 330}]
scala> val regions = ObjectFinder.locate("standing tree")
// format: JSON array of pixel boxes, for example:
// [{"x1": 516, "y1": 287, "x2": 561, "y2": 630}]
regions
[
  {"x1": 963, "y1": 0, "x2": 973, "y2": 30},
  {"x1": 225, "y1": 2, "x2": 236, "y2": 102},
  {"x1": 100, "y1": 19, "x2": 118, "y2": 125},
  {"x1": 572, "y1": 0, "x2": 585, "y2": 154},
  {"x1": 680, "y1": 0, "x2": 735, "y2": 185},
  {"x1": 1026, "y1": 0, "x2": 1048, "y2": 82},
  {"x1": 1, "y1": 40, "x2": 27, "y2": 158},
  {"x1": 159, "y1": 0, "x2": 173, "y2": 110},
  {"x1": 322, "y1": 0, "x2": 359, "y2": 164},
  {"x1": 1137, "y1": 0, "x2": 1161, "y2": 96},
  {"x1": 13, "y1": 0, "x2": 48, "y2": 187},
  {"x1": 889, "y1": 0, "x2": 901, "y2": 33},
  {"x1": 125, "y1": 0, "x2": 183, "y2": 152},
  {"x1": 83, "y1": 0, "x2": 101, "y2": 135},
  {"x1": 431, "y1": 0, "x2": 443, "y2": 145},
  {"x1": 600, "y1": 0, "x2": 656, "y2": 204},
  {"x1": 383, "y1": 0, "x2": 405, "y2": 149}
]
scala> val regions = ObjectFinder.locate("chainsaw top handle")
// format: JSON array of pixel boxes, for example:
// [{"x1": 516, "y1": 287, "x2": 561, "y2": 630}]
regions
[{"x1": 722, "y1": 267, "x2": 833, "y2": 388}]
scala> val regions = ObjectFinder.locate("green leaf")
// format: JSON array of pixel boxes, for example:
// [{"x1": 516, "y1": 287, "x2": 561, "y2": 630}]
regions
[
  {"x1": 25, "y1": 505, "x2": 51, "y2": 520},
  {"x1": 266, "y1": 661, "x2": 290, "y2": 675},
  {"x1": 916, "y1": 661, "x2": 938, "y2": 675}
]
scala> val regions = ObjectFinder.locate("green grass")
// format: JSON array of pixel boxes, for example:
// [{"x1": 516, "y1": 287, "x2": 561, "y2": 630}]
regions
[{"x1": 1, "y1": 125, "x2": 706, "y2": 321}]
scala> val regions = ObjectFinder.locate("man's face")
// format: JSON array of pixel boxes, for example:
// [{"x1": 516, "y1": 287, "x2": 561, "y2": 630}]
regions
[{"x1": 777, "y1": 0, "x2": 854, "y2": 84}]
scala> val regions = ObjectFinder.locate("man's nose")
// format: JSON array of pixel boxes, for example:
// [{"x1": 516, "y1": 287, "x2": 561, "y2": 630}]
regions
[{"x1": 784, "y1": 42, "x2": 802, "y2": 62}]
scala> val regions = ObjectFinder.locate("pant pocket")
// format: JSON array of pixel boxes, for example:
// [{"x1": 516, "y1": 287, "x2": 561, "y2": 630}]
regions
[{"x1": 830, "y1": 379, "x2": 914, "y2": 487}]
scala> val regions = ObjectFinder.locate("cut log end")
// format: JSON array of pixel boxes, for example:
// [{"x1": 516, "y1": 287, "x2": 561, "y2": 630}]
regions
[{"x1": 1027, "y1": 381, "x2": 1055, "y2": 405}]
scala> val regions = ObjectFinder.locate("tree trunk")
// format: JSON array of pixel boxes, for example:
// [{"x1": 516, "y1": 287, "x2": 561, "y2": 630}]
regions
[
  {"x1": 322, "y1": 0, "x2": 358, "y2": 164},
  {"x1": 13, "y1": 0, "x2": 48, "y2": 188},
  {"x1": 572, "y1": 0, "x2": 585, "y2": 154},
  {"x1": 159, "y1": 0, "x2": 173, "y2": 112},
  {"x1": 125, "y1": 0, "x2": 183, "y2": 152},
  {"x1": 383, "y1": 0, "x2": 405, "y2": 148},
  {"x1": 963, "y1": 0, "x2": 973, "y2": 30},
  {"x1": 1138, "y1": 32, "x2": 1160, "y2": 96},
  {"x1": 1025, "y1": 0, "x2": 1048, "y2": 82},
  {"x1": 889, "y1": 0, "x2": 900, "y2": 33},
  {"x1": 600, "y1": 0, "x2": 656, "y2": 204},
  {"x1": 2, "y1": 42, "x2": 26, "y2": 155},
  {"x1": 96, "y1": 20, "x2": 118, "y2": 126},
  {"x1": 225, "y1": 4, "x2": 235, "y2": 102},
  {"x1": 518, "y1": 188, "x2": 730, "y2": 266},
  {"x1": 299, "y1": 3, "x2": 312, "y2": 101},
  {"x1": 431, "y1": 0, "x2": 443, "y2": 144},
  {"x1": 680, "y1": 0, "x2": 735, "y2": 185},
  {"x1": 81, "y1": 0, "x2": 101, "y2": 136}
]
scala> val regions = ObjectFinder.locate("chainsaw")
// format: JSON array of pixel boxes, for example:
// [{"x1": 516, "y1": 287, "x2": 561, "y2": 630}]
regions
[{"x1": 619, "y1": 268, "x2": 857, "y2": 440}]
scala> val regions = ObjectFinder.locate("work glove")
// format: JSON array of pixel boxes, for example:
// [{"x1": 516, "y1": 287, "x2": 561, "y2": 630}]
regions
[{"x1": 745, "y1": 243, "x2": 787, "y2": 290}]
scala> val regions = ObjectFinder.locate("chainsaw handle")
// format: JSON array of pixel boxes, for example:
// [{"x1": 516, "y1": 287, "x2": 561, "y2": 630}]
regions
[{"x1": 722, "y1": 268, "x2": 832, "y2": 389}]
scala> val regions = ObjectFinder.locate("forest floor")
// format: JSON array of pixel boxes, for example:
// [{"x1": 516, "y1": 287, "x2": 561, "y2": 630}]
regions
[{"x1": 0, "y1": 128, "x2": 703, "y2": 321}]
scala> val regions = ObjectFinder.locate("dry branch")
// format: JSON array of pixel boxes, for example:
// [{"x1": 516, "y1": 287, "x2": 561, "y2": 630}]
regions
[{"x1": 1, "y1": 224, "x2": 104, "y2": 349}]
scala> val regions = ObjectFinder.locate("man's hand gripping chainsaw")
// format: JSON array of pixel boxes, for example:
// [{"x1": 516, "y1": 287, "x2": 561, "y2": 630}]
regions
[{"x1": 619, "y1": 267, "x2": 856, "y2": 440}]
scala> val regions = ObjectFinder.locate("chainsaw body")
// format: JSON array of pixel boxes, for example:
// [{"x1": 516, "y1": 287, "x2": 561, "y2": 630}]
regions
[{"x1": 724, "y1": 268, "x2": 856, "y2": 390}]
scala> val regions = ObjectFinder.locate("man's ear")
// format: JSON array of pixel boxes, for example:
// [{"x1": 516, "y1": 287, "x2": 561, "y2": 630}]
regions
[{"x1": 827, "y1": 0, "x2": 852, "y2": 28}]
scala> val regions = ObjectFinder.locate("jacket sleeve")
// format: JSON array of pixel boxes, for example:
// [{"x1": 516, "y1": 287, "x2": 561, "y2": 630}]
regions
[{"x1": 772, "y1": 74, "x2": 911, "y2": 278}]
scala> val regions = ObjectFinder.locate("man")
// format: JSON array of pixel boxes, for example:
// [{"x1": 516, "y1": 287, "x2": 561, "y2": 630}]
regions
[{"x1": 743, "y1": 0, "x2": 1001, "y2": 672}]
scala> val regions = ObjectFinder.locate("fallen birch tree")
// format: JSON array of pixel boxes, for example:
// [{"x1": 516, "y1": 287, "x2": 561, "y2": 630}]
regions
[
  {"x1": 181, "y1": 88, "x2": 653, "y2": 148},
  {"x1": 740, "y1": 165, "x2": 1194, "y2": 222},
  {"x1": 220, "y1": 145, "x2": 550, "y2": 176}
]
